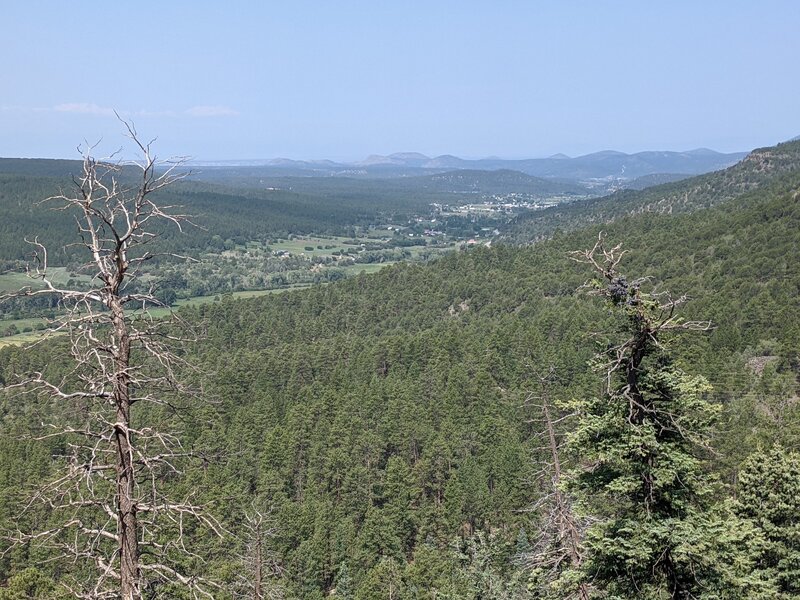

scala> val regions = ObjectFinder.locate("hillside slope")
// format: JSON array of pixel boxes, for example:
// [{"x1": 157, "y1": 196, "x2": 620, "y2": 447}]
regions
[
  {"x1": 412, "y1": 169, "x2": 586, "y2": 196},
  {"x1": 0, "y1": 174, "x2": 441, "y2": 267}
]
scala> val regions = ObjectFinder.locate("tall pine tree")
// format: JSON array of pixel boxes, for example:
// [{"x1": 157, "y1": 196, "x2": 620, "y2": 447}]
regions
[{"x1": 566, "y1": 235, "x2": 770, "y2": 599}]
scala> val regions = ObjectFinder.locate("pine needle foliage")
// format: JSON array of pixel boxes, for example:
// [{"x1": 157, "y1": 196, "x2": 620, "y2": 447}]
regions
[{"x1": 565, "y1": 235, "x2": 772, "y2": 599}]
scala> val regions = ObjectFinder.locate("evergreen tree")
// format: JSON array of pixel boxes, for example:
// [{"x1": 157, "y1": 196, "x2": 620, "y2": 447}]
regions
[
  {"x1": 456, "y1": 531, "x2": 512, "y2": 600},
  {"x1": 355, "y1": 557, "x2": 403, "y2": 600},
  {"x1": 735, "y1": 445, "x2": 800, "y2": 597},
  {"x1": 514, "y1": 527, "x2": 531, "y2": 556},
  {"x1": 0, "y1": 568, "x2": 63, "y2": 600},
  {"x1": 382, "y1": 457, "x2": 419, "y2": 553},
  {"x1": 334, "y1": 562, "x2": 354, "y2": 599},
  {"x1": 565, "y1": 236, "x2": 764, "y2": 598},
  {"x1": 404, "y1": 542, "x2": 468, "y2": 598}
]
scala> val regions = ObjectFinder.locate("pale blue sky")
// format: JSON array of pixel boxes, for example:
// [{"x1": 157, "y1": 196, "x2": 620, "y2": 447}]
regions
[{"x1": 2, "y1": 1, "x2": 798, "y2": 160}]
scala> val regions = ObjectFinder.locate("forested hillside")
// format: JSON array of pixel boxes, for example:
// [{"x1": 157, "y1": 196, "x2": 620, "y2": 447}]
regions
[
  {"x1": 189, "y1": 168, "x2": 589, "y2": 198},
  {"x1": 0, "y1": 174, "x2": 422, "y2": 268},
  {"x1": 0, "y1": 163, "x2": 583, "y2": 271},
  {"x1": 0, "y1": 158, "x2": 86, "y2": 178},
  {"x1": 1, "y1": 139, "x2": 798, "y2": 597}
]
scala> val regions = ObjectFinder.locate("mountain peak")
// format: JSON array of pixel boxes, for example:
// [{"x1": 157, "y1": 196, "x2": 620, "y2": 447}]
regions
[
  {"x1": 685, "y1": 148, "x2": 722, "y2": 156},
  {"x1": 388, "y1": 152, "x2": 430, "y2": 161},
  {"x1": 581, "y1": 150, "x2": 629, "y2": 159},
  {"x1": 358, "y1": 152, "x2": 431, "y2": 167}
]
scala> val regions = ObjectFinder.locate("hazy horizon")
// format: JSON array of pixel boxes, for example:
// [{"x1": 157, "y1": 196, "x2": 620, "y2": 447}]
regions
[
  {"x1": 3, "y1": 1, "x2": 799, "y2": 160},
  {"x1": 0, "y1": 144, "x2": 762, "y2": 165},
  {"x1": 181, "y1": 145, "x2": 753, "y2": 166}
]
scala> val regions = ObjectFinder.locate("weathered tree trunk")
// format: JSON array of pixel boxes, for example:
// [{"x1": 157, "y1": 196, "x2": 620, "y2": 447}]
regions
[
  {"x1": 541, "y1": 393, "x2": 589, "y2": 600},
  {"x1": 112, "y1": 296, "x2": 141, "y2": 600},
  {"x1": 253, "y1": 529, "x2": 263, "y2": 600}
]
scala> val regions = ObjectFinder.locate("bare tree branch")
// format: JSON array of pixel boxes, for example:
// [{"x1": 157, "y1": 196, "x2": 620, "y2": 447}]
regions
[
  {"x1": 519, "y1": 367, "x2": 590, "y2": 599},
  {"x1": 1, "y1": 122, "x2": 220, "y2": 600}
]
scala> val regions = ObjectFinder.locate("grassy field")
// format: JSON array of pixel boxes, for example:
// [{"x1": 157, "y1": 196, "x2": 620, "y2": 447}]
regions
[
  {"x1": 266, "y1": 234, "x2": 389, "y2": 259},
  {"x1": 339, "y1": 263, "x2": 389, "y2": 276},
  {"x1": 0, "y1": 316, "x2": 48, "y2": 332},
  {"x1": 0, "y1": 330, "x2": 47, "y2": 349},
  {"x1": 0, "y1": 267, "x2": 93, "y2": 292},
  {"x1": 142, "y1": 288, "x2": 308, "y2": 319}
]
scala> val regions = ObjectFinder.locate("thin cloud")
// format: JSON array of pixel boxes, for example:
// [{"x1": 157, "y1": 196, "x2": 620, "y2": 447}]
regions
[
  {"x1": 4, "y1": 103, "x2": 239, "y2": 119},
  {"x1": 185, "y1": 105, "x2": 239, "y2": 117},
  {"x1": 134, "y1": 109, "x2": 177, "y2": 118},
  {"x1": 51, "y1": 103, "x2": 173, "y2": 118},
  {"x1": 54, "y1": 103, "x2": 116, "y2": 116}
]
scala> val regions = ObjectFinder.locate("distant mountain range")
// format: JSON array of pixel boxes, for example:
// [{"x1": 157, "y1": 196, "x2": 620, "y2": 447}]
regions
[
  {"x1": 0, "y1": 146, "x2": 756, "y2": 197},
  {"x1": 189, "y1": 147, "x2": 747, "y2": 184},
  {"x1": 359, "y1": 148, "x2": 748, "y2": 180},
  {"x1": 502, "y1": 138, "x2": 800, "y2": 243}
]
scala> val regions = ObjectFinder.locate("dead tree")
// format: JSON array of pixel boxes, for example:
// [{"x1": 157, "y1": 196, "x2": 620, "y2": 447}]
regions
[
  {"x1": 522, "y1": 367, "x2": 589, "y2": 600},
  {"x1": 234, "y1": 500, "x2": 283, "y2": 600},
  {"x1": 0, "y1": 123, "x2": 221, "y2": 599},
  {"x1": 569, "y1": 233, "x2": 712, "y2": 429}
]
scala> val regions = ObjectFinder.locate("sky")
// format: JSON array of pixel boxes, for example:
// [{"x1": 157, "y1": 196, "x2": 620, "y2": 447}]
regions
[{"x1": 2, "y1": 1, "x2": 799, "y2": 161}]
